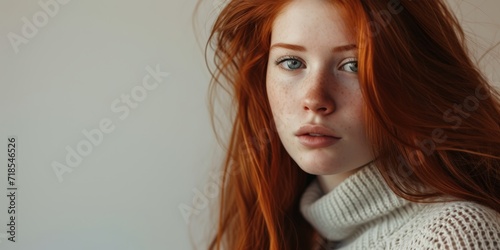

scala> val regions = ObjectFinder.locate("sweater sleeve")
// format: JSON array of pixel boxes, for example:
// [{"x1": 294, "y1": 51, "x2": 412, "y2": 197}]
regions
[{"x1": 399, "y1": 201, "x2": 500, "y2": 250}]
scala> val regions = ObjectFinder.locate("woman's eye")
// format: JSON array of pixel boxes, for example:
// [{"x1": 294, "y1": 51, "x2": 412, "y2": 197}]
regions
[
  {"x1": 339, "y1": 60, "x2": 358, "y2": 73},
  {"x1": 276, "y1": 57, "x2": 304, "y2": 71}
]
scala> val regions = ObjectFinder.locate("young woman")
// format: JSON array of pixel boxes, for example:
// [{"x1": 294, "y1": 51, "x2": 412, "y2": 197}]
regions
[{"x1": 203, "y1": 0, "x2": 500, "y2": 249}]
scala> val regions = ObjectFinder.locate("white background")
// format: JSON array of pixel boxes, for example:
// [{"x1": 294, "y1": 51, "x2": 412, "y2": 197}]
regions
[{"x1": 0, "y1": 0, "x2": 498, "y2": 249}]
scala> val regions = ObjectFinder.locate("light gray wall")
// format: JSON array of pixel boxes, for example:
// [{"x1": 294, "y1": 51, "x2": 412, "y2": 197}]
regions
[{"x1": 0, "y1": 0, "x2": 498, "y2": 249}]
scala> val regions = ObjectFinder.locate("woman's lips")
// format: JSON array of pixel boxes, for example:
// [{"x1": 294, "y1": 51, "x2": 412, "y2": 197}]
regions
[
  {"x1": 295, "y1": 125, "x2": 341, "y2": 148},
  {"x1": 297, "y1": 134, "x2": 340, "y2": 148}
]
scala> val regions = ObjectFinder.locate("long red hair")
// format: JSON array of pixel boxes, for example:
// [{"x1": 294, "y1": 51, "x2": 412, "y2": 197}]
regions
[{"x1": 201, "y1": 0, "x2": 500, "y2": 249}]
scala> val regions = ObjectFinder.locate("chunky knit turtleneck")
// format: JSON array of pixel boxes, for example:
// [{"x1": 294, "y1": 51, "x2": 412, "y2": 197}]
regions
[{"x1": 300, "y1": 165, "x2": 500, "y2": 249}]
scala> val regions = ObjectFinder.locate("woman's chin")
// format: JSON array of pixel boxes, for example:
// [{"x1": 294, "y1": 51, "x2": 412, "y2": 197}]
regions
[
  {"x1": 295, "y1": 160, "x2": 343, "y2": 175},
  {"x1": 294, "y1": 158, "x2": 368, "y2": 177}
]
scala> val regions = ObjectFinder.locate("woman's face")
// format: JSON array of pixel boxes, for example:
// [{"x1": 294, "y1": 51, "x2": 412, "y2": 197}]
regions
[{"x1": 266, "y1": 0, "x2": 374, "y2": 184}]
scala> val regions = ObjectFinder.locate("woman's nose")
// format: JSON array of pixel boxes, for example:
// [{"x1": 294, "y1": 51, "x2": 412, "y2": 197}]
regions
[{"x1": 301, "y1": 72, "x2": 335, "y2": 115}]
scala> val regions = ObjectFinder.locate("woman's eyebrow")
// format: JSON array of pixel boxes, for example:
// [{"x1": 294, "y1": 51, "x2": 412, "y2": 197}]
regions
[
  {"x1": 269, "y1": 43, "x2": 357, "y2": 53},
  {"x1": 333, "y1": 44, "x2": 357, "y2": 53},
  {"x1": 270, "y1": 43, "x2": 306, "y2": 51}
]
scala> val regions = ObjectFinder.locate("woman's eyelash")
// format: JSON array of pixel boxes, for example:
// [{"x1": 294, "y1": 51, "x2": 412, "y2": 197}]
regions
[
  {"x1": 274, "y1": 56, "x2": 305, "y2": 71},
  {"x1": 273, "y1": 56, "x2": 358, "y2": 72},
  {"x1": 275, "y1": 55, "x2": 301, "y2": 65},
  {"x1": 339, "y1": 58, "x2": 358, "y2": 73}
]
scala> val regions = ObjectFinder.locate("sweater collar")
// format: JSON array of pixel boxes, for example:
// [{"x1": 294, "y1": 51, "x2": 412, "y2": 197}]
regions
[{"x1": 300, "y1": 164, "x2": 410, "y2": 241}]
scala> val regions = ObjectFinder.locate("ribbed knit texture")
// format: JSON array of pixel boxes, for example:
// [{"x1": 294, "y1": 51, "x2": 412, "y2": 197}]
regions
[{"x1": 300, "y1": 165, "x2": 500, "y2": 249}]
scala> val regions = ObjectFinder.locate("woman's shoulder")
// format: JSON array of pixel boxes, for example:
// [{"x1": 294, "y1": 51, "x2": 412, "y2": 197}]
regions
[
  {"x1": 418, "y1": 200, "x2": 500, "y2": 231},
  {"x1": 394, "y1": 200, "x2": 500, "y2": 249}
]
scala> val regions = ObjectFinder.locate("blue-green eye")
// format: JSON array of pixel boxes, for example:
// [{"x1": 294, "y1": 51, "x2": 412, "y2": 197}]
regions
[
  {"x1": 339, "y1": 59, "x2": 358, "y2": 73},
  {"x1": 276, "y1": 56, "x2": 304, "y2": 71}
]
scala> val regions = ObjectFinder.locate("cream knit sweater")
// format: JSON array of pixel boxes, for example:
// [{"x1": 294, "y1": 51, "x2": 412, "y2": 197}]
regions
[{"x1": 300, "y1": 165, "x2": 500, "y2": 249}]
